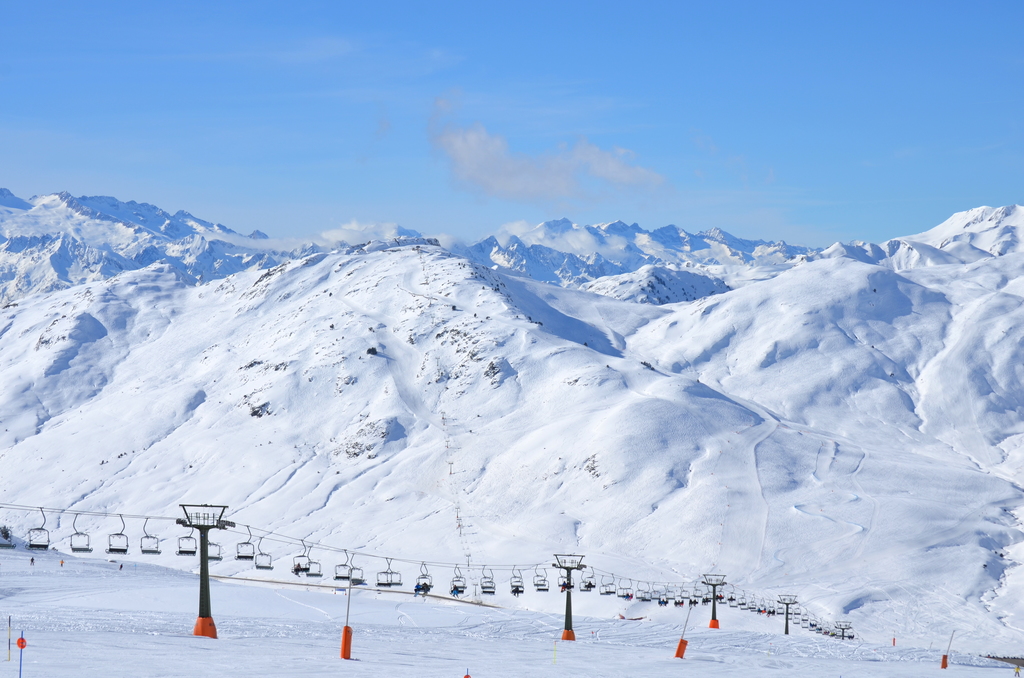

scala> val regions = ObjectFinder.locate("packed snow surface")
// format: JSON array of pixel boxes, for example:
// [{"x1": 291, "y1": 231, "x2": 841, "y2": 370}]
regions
[
  {"x1": 0, "y1": 548, "x2": 1006, "y2": 677},
  {"x1": 3, "y1": 191, "x2": 1024, "y2": 659}
]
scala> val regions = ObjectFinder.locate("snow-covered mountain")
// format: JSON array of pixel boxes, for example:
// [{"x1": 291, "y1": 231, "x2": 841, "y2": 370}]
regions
[
  {"x1": 0, "y1": 190, "x2": 319, "y2": 304},
  {"x1": 455, "y1": 218, "x2": 815, "y2": 291},
  {"x1": 4, "y1": 191, "x2": 1024, "y2": 653}
]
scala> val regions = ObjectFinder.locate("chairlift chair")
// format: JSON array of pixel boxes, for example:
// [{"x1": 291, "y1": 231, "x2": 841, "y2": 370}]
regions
[
  {"x1": 349, "y1": 564, "x2": 366, "y2": 586},
  {"x1": 335, "y1": 551, "x2": 354, "y2": 581},
  {"x1": 106, "y1": 514, "x2": 129, "y2": 555},
  {"x1": 293, "y1": 540, "x2": 311, "y2": 574},
  {"x1": 236, "y1": 526, "x2": 256, "y2": 561},
  {"x1": 254, "y1": 536, "x2": 274, "y2": 570},
  {"x1": 510, "y1": 567, "x2": 525, "y2": 596},
  {"x1": 208, "y1": 542, "x2": 223, "y2": 561},
  {"x1": 177, "y1": 528, "x2": 198, "y2": 556},
  {"x1": 533, "y1": 566, "x2": 549, "y2": 592},
  {"x1": 376, "y1": 558, "x2": 401, "y2": 587},
  {"x1": 415, "y1": 563, "x2": 433, "y2": 595},
  {"x1": 306, "y1": 560, "x2": 323, "y2": 577},
  {"x1": 599, "y1": 575, "x2": 616, "y2": 596},
  {"x1": 140, "y1": 518, "x2": 161, "y2": 555},
  {"x1": 637, "y1": 582, "x2": 652, "y2": 602},
  {"x1": 451, "y1": 565, "x2": 468, "y2": 595},
  {"x1": 580, "y1": 569, "x2": 596, "y2": 592},
  {"x1": 70, "y1": 514, "x2": 93, "y2": 553},
  {"x1": 480, "y1": 567, "x2": 496, "y2": 595},
  {"x1": 617, "y1": 579, "x2": 634, "y2": 600},
  {"x1": 27, "y1": 507, "x2": 50, "y2": 550}
]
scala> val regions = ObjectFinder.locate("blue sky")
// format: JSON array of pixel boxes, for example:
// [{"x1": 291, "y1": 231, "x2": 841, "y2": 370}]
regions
[{"x1": 1, "y1": 1, "x2": 1021, "y2": 246}]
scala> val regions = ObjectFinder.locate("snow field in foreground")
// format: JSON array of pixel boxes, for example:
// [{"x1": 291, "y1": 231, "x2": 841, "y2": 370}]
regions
[{"x1": 0, "y1": 549, "x2": 1005, "y2": 678}]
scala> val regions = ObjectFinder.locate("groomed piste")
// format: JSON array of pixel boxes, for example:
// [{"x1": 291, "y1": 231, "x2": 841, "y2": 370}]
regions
[{"x1": 0, "y1": 541, "x2": 1008, "y2": 677}]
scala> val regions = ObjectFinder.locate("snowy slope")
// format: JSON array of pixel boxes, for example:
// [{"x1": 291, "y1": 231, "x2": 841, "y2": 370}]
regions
[
  {"x1": 581, "y1": 264, "x2": 729, "y2": 304},
  {"x1": 2, "y1": 549, "x2": 1004, "y2": 678}
]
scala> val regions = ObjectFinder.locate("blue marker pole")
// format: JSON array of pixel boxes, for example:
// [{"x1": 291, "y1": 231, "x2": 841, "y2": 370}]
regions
[{"x1": 18, "y1": 632, "x2": 25, "y2": 678}]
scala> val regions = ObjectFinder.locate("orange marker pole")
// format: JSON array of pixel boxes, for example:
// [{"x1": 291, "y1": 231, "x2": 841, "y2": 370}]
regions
[
  {"x1": 675, "y1": 604, "x2": 693, "y2": 658},
  {"x1": 941, "y1": 630, "x2": 955, "y2": 669},
  {"x1": 341, "y1": 579, "x2": 353, "y2": 659}
]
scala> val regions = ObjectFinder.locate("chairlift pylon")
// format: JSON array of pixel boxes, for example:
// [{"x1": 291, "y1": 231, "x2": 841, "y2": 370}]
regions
[
  {"x1": 106, "y1": 514, "x2": 129, "y2": 555},
  {"x1": 27, "y1": 507, "x2": 50, "y2": 550},
  {"x1": 140, "y1": 517, "x2": 161, "y2": 555},
  {"x1": 236, "y1": 525, "x2": 256, "y2": 561},
  {"x1": 70, "y1": 513, "x2": 92, "y2": 553}
]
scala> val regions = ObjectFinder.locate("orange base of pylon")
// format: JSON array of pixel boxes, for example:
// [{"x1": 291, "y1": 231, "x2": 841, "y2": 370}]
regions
[
  {"x1": 941, "y1": 654, "x2": 948, "y2": 669},
  {"x1": 341, "y1": 625, "x2": 353, "y2": 659},
  {"x1": 674, "y1": 638, "x2": 689, "y2": 658},
  {"x1": 561, "y1": 629, "x2": 576, "y2": 641},
  {"x1": 709, "y1": 619, "x2": 720, "y2": 629},
  {"x1": 193, "y1": 616, "x2": 217, "y2": 639}
]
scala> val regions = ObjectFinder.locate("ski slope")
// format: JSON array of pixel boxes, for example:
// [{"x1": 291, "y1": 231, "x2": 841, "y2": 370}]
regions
[{"x1": 0, "y1": 547, "x2": 1005, "y2": 678}]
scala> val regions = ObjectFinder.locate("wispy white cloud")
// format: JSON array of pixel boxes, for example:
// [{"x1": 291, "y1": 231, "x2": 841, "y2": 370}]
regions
[{"x1": 431, "y1": 118, "x2": 663, "y2": 204}]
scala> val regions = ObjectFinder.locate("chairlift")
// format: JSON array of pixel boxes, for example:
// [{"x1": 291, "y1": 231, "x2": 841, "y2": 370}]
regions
[
  {"x1": 140, "y1": 517, "x2": 161, "y2": 555},
  {"x1": 292, "y1": 540, "x2": 311, "y2": 574},
  {"x1": 236, "y1": 525, "x2": 256, "y2": 561},
  {"x1": 674, "y1": 589, "x2": 686, "y2": 607},
  {"x1": 637, "y1": 582, "x2": 653, "y2": 602},
  {"x1": 580, "y1": 568, "x2": 596, "y2": 592},
  {"x1": 335, "y1": 550, "x2": 353, "y2": 581},
  {"x1": 450, "y1": 565, "x2": 467, "y2": 596},
  {"x1": 415, "y1": 562, "x2": 433, "y2": 595},
  {"x1": 376, "y1": 558, "x2": 401, "y2": 587},
  {"x1": 106, "y1": 514, "x2": 129, "y2": 555},
  {"x1": 349, "y1": 557, "x2": 366, "y2": 586},
  {"x1": 533, "y1": 566, "x2": 550, "y2": 592},
  {"x1": 599, "y1": 575, "x2": 616, "y2": 596},
  {"x1": 27, "y1": 507, "x2": 50, "y2": 550},
  {"x1": 738, "y1": 595, "x2": 748, "y2": 609},
  {"x1": 254, "y1": 535, "x2": 274, "y2": 570},
  {"x1": 177, "y1": 527, "x2": 198, "y2": 556},
  {"x1": 306, "y1": 559, "x2": 323, "y2": 577},
  {"x1": 510, "y1": 566, "x2": 525, "y2": 596},
  {"x1": 208, "y1": 541, "x2": 223, "y2": 561},
  {"x1": 70, "y1": 514, "x2": 93, "y2": 553},
  {"x1": 480, "y1": 567, "x2": 496, "y2": 595},
  {"x1": 617, "y1": 579, "x2": 634, "y2": 600}
]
